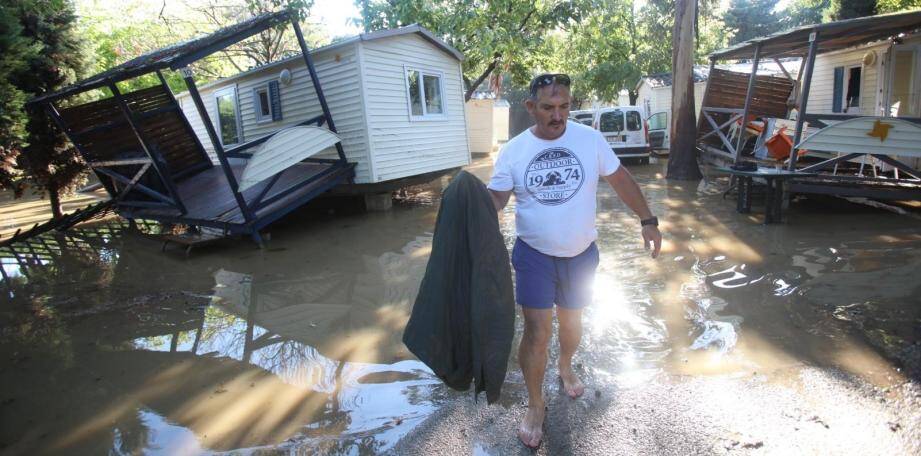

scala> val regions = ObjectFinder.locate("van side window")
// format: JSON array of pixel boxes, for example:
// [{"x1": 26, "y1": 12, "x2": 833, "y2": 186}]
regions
[
  {"x1": 599, "y1": 111, "x2": 624, "y2": 132},
  {"x1": 626, "y1": 111, "x2": 642, "y2": 131},
  {"x1": 648, "y1": 112, "x2": 665, "y2": 130}
]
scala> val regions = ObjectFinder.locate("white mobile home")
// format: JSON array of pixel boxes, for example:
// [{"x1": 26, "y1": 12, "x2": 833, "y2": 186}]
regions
[
  {"x1": 176, "y1": 24, "x2": 470, "y2": 186},
  {"x1": 465, "y1": 98, "x2": 510, "y2": 155}
]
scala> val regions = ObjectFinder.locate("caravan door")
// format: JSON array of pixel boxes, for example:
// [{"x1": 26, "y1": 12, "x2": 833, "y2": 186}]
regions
[{"x1": 887, "y1": 45, "x2": 921, "y2": 117}]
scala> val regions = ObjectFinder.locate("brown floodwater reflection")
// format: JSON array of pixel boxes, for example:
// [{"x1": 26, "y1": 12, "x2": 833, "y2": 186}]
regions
[{"x1": 1, "y1": 159, "x2": 919, "y2": 454}]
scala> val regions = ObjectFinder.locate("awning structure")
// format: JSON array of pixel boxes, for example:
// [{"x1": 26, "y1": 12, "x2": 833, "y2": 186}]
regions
[
  {"x1": 26, "y1": 10, "x2": 356, "y2": 246},
  {"x1": 699, "y1": 10, "x2": 921, "y2": 203},
  {"x1": 30, "y1": 11, "x2": 291, "y2": 105}
]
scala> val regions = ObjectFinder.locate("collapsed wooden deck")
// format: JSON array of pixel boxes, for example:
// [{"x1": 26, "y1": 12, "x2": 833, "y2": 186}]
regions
[
  {"x1": 29, "y1": 11, "x2": 356, "y2": 245},
  {"x1": 122, "y1": 159, "x2": 354, "y2": 233}
]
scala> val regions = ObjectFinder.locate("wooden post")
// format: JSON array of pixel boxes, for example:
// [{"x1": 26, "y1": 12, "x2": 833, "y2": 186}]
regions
[
  {"x1": 291, "y1": 18, "x2": 348, "y2": 164},
  {"x1": 108, "y1": 81, "x2": 188, "y2": 215},
  {"x1": 179, "y1": 67, "x2": 256, "y2": 223},
  {"x1": 666, "y1": 0, "x2": 702, "y2": 180},
  {"x1": 790, "y1": 31, "x2": 819, "y2": 171},
  {"x1": 734, "y1": 43, "x2": 762, "y2": 163}
]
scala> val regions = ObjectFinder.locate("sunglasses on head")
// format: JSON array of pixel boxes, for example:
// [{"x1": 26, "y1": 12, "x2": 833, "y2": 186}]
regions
[{"x1": 529, "y1": 73, "x2": 571, "y2": 96}]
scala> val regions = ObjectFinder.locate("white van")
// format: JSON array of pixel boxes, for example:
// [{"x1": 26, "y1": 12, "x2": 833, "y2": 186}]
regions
[
  {"x1": 592, "y1": 106, "x2": 651, "y2": 164},
  {"x1": 569, "y1": 109, "x2": 595, "y2": 126}
]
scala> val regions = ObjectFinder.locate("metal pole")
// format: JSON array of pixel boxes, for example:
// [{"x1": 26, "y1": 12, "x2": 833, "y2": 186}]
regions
[
  {"x1": 734, "y1": 43, "x2": 762, "y2": 163},
  {"x1": 108, "y1": 81, "x2": 188, "y2": 214},
  {"x1": 179, "y1": 67, "x2": 256, "y2": 223},
  {"x1": 43, "y1": 103, "x2": 118, "y2": 197},
  {"x1": 291, "y1": 18, "x2": 349, "y2": 164},
  {"x1": 790, "y1": 31, "x2": 819, "y2": 171},
  {"x1": 156, "y1": 70, "x2": 213, "y2": 168}
]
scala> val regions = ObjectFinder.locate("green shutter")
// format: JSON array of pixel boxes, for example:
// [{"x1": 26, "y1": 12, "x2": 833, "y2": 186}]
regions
[
  {"x1": 832, "y1": 67, "x2": 844, "y2": 113},
  {"x1": 269, "y1": 80, "x2": 282, "y2": 121}
]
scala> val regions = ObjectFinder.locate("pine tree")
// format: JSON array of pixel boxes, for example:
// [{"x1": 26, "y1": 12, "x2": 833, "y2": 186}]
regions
[
  {"x1": 0, "y1": 2, "x2": 35, "y2": 192},
  {"x1": 2, "y1": 0, "x2": 86, "y2": 218}
]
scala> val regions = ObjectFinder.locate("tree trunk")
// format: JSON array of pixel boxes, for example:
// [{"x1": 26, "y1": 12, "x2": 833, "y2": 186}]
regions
[
  {"x1": 629, "y1": 90, "x2": 638, "y2": 105},
  {"x1": 48, "y1": 187, "x2": 62, "y2": 219},
  {"x1": 667, "y1": 0, "x2": 703, "y2": 181},
  {"x1": 464, "y1": 53, "x2": 501, "y2": 102}
]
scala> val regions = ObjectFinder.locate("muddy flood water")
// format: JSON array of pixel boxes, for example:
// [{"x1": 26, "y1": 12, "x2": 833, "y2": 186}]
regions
[{"x1": 1, "y1": 157, "x2": 920, "y2": 455}]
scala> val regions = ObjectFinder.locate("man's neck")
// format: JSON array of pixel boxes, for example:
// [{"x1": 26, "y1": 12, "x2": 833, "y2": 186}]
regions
[{"x1": 530, "y1": 124, "x2": 566, "y2": 141}]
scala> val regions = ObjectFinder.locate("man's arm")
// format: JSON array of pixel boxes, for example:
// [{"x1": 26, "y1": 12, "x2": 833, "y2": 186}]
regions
[
  {"x1": 603, "y1": 167, "x2": 662, "y2": 258},
  {"x1": 489, "y1": 189, "x2": 512, "y2": 212}
]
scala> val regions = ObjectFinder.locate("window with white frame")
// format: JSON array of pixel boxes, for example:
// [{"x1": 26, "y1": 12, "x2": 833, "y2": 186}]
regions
[
  {"x1": 405, "y1": 68, "x2": 445, "y2": 120},
  {"x1": 253, "y1": 81, "x2": 282, "y2": 123}
]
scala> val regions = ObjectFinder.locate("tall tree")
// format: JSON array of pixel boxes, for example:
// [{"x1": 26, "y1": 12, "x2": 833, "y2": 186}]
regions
[
  {"x1": 878, "y1": 0, "x2": 921, "y2": 13},
  {"x1": 162, "y1": 0, "x2": 320, "y2": 73},
  {"x1": 0, "y1": 2, "x2": 35, "y2": 192},
  {"x1": 3, "y1": 0, "x2": 86, "y2": 218},
  {"x1": 833, "y1": 0, "x2": 877, "y2": 19},
  {"x1": 784, "y1": 0, "x2": 834, "y2": 27},
  {"x1": 668, "y1": 0, "x2": 702, "y2": 181},
  {"x1": 723, "y1": 0, "x2": 783, "y2": 44},
  {"x1": 356, "y1": 0, "x2": 587, "y2": 101}
]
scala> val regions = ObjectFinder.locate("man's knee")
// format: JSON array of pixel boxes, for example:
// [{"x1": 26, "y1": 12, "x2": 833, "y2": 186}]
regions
[{"x1": 524, "y1": 321, "x2": 552, "y2": 348}]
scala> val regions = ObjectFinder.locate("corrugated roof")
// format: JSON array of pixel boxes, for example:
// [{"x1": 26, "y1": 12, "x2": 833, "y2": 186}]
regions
[
  {"x1": 31, "y1": 11, "x2": 292, "y2": 104},
  {"x1": 710, "y1": 9, "x2": 921, "y2": 60}
]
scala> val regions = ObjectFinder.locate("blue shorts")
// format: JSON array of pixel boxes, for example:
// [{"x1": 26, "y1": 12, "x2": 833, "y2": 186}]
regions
[{"x1": 511, "y1": 238, "x2": 600, "y2": 309}]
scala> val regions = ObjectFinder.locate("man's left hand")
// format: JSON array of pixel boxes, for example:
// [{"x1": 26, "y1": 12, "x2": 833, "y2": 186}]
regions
[{"x1": 642, "y1": 225, "x2": 662, "y2": 259}]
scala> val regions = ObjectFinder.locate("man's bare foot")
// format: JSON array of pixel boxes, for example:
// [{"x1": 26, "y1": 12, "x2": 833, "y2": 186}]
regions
[
  {"x1": 559, "y1": 365, "x2": 585, "y2": 398},
  {"x1": 517, "y1": 403, "x2": 545, "y2": 449}
]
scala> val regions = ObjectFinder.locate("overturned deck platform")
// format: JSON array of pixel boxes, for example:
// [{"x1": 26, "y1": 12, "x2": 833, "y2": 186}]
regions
[{"x1": 28, "y1": 11, "x2": 356, "y2": 245}]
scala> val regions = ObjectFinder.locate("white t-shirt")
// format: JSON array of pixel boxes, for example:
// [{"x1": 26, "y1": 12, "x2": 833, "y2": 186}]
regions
[{"x1": 488, "y1": 121, "x2": 621, "y2": 257}]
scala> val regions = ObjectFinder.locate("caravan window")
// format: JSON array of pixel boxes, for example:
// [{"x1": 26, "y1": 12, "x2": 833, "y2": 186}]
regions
[
  {"x1": 253, "y1": 81, "x2": 282, "y2": 123},
  {"x1": 214, "y1": 86, "x2": 240, "y2": 145},
  {"x1": 406, "y1": 68, "x2": 446, "y2": 120}
]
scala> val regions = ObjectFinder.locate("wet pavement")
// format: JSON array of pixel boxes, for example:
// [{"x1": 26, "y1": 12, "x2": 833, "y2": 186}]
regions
[{"x1": 1, "y1": 157, "x2": 920, "y2": 455}]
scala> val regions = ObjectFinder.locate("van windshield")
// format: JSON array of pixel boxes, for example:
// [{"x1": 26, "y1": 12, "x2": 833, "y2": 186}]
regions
[
  {"x1": 599, "y1": 110, "x2": 624, "y2": 132},
  {"x1": 626, "y1": 111, "x2": 642, "y2": 131}
]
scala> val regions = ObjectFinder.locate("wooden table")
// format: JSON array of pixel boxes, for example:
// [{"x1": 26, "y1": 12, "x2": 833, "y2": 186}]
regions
[{"x1": 717, "y1": 167, "x2": 816, "y2": 223}]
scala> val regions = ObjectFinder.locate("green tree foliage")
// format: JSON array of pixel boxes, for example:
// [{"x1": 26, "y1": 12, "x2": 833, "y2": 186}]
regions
[
  {"x1": 784, "y1": 0, "x2": 834, "y2": 27},
  {"x1": 2, "y1": 0, "x2": 86, "y2": 218},
  {"x1": 833, "y1": 0, "x2": 877, "y2": 19},
  {"x1": 724, "y1": 0, "x2": 784, "y2": 44},
  {"x1": 878, "y1": 0, "x2": 921, "y2": 13},
  {"x1": 163, "y1": 0, "x2": 319, "y2": 74},
  {"x1": 355, "y1": 0, "x2": 587, "y2": 100},
  {"x1": 0, "y1": 3, "x2": 36, "y2": 191},
  {"x1": 534, "y1": 0, "x2": 725, "y2": 106}
]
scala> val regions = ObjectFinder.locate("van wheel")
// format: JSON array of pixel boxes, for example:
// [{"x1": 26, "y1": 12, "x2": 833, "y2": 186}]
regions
[{"x1": 639, "y1": 157, "x2": 650, "y2": 165}]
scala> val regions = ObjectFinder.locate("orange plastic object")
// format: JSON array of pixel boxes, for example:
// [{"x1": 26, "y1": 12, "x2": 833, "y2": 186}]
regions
[{"x1": 765, "y1": 126, "x2": 793, "y2": 160}]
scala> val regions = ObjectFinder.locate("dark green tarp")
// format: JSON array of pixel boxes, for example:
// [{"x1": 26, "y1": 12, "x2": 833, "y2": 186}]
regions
[{"x1": 402, "y1": 171, "x2": 515, "y2": 403}]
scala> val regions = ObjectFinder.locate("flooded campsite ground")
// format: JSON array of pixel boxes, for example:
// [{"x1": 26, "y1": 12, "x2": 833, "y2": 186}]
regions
[{"x1": 1, "y1": 157, "x2": 920, "y2": 455}]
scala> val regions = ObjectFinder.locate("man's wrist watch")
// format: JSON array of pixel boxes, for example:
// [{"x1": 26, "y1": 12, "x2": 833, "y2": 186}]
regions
[{"x1": 640, "y1": 216, "x2": 659, "y2": 227}]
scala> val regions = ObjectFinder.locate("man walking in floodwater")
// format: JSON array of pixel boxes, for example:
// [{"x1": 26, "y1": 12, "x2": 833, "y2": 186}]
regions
[{"x1": 487, "y1": 73, "x2": 662, "y2": 449}]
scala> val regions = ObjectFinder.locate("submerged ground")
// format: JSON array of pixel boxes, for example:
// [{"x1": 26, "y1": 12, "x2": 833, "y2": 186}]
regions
[{"x1": 1, "y1": 157, "x2": 919, "y2": 455}]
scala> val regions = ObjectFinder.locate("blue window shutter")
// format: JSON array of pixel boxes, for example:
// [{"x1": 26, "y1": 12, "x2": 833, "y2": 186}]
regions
[
  {"x1": 832, "y1": 67, "x2": 844, "y2": 113},
  {"x1": 269, "y1": 80, "x2": 282, "y2": 121}
]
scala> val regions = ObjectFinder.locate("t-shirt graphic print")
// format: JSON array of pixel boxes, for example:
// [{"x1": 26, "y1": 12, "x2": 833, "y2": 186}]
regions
[
  {"x1": 487, "y1": 121, "x2": 621, "y2": 257},
  {"x1": 525, "y1": 147, "x2": 584, "y2": 206}
]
